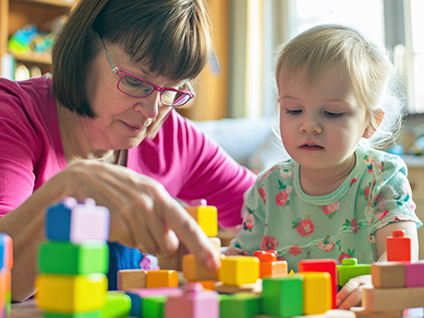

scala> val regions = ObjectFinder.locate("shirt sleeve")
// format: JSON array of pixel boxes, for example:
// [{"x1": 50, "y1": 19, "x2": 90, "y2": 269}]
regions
[
  {"x1": 366, "y1": 155, "x2": 422, "y2": 238},
  {"x1": 176, "y1": 116, "x2": 256, "y2": 228}
]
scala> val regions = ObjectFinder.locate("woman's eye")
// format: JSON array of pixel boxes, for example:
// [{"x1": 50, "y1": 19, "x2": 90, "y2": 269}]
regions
[
  {"x1": 286, "y1": 109, "x2": 302, "y2": 115},
  {"x1": 324, "y1": 111, "x2": 343, "y2": 118},
  {"x1": 123, "y1": 76, "x2": 144, "y2": 87}
]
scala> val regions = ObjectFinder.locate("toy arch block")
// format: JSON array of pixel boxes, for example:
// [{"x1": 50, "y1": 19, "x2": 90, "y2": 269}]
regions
[
  {"x1": 386, "y1": 229, "x2": 411, "y2": 262},
  {"x1": 219, "y1": 256, "x2": 259, "y2": 287},
  {"x1": 0, "y1": 234, "x2": 13, "y2": 270},
  {"x1": 298, "y1": 259, "x2": 337, "y2": 309},
  {"x1": 336, "y1": 258, "x2": 371, "y2": 287},
  {"x1": 146, "y1": 270, "x2": 178, "y2": 288},
  {"x1": 253, "y1": 250, "x2": 287, "y2": 279},
  {"x1": 46, "y1": 197, "x2": 110, "y2": 243},
  {"x1": 117, "y1": 269, "x2": 147, "y2": 290},
  {"x1": 35, "y1": 273, "x2": 108, "y2": 314},
  {"x1": 182, "y1": 254, "x2": 219, "y2": 282},
  {"x1": 185, "y1": 205, "x2": 217, "y2": 237},
  {"x1": 371, "y1": 262, "x2": 405, "y2": 288},
  {"x1": 166, "y1": 282, "x2": 219, "y2": 318},
  {"x1": 302, "y1": 272, "x2": 332, "y2": 315}
]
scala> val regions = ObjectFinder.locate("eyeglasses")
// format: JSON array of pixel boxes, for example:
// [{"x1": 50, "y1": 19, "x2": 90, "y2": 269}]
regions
[{"x1": 99, "y1": 36, "x2": 195, "y2": 107}]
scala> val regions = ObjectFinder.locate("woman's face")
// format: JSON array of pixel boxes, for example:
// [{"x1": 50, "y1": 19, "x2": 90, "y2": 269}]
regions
[{"x1": 82, "y1": 43, "x2": 183, "y2": 150}]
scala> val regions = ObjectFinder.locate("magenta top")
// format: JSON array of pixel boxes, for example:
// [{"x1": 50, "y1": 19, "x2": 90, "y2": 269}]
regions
[{"x1": 0, "y1": 76, "x2": 255, "y2": 227}]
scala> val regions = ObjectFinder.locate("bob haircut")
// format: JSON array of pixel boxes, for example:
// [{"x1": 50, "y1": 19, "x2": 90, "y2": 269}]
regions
[
  {"x1": 275, "y1": 24, "x2": 405, "y2": 150},
  {"x1": 52, "y1": 0, "x2": 212, "y2": 117}
]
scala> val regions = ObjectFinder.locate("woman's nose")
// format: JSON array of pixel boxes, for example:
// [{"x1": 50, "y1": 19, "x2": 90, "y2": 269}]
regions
[{"x1": 134, "y1": 91, "x2": 161, "y2": 118}]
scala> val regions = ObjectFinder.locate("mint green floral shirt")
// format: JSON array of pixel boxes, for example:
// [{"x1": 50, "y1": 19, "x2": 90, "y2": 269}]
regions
[{"x1": 232, "y1": 144, "x2": 422, "y2": 271}]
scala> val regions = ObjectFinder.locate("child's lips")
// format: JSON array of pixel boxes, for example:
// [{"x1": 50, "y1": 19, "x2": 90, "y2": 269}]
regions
[{"x1": 299, "y1": 143, "x2": 324, "y2": 150}]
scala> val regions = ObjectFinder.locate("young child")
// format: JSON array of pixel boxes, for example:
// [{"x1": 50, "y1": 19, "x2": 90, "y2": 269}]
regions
[{"x1": 228, "y1": 24, "x2": 422, "y2": 309}]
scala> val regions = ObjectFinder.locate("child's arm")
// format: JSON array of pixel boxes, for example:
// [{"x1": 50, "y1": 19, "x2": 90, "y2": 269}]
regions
[{"x1": 336, "y1": 221, "x2": 418, "y2": 309}]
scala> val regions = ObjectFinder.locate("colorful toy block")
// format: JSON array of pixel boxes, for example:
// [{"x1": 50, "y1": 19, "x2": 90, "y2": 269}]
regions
[
  {"x1": 262, "y1": 275, "x2": 304, "y2": 317},
  {"x1": 166, "y1": 282, "x2": 219, "y2": 318},
  {"x1": 386, "y1": 230, "x2": 411, "y2": 262},
  {"x1": 404, "y1": 261, "x2": 424, "y2": 287},
  {"x1": 350, "y1": 307, "x2": 402, "y2": 318},
  {"x1": 146, "y1": 270, "x2": 178, "y2": 288},
  {"x1": 298, "y1": 259, "x2": 337, "y2": 309},
  {"x1": 100, "y1": 292, "x2": 131, "y2": 318},
  {"x1": 302, "y1": 272, "x2": 332, "y2": 315},
  {"x1": 182, "y1": 254, "x2": 219, "y2": 282},
  {"x1": 198, "y1": 281, "x2": 215, "y2": 290},
  {"x1": 336, "y1": 258, "x2": 371, "y2": 286},
  {"x1": 126, "y1": 287, "x2": 183, "y2": 317},
  {"x1": 253, "y1": 250, "x2": 288, "y2": 279},
  {"x1": 35, "y1": 273, "x2": 108, "y2": 314},
  {"x1": 185, "y1": 205, "x2": 218, "y2": 237},
  {"x1": 117, "y1": 269, "x2": 147, "y2": 290},
  {"x1": 46, "y1": 197, "x2": 110, "y2": 243},
  {"x1": 0, "y1": 269, "x2": 10, "y2": 314},
  {"x1": 371, "y1": 262, "x2": 405, "y2": 288},
  {"x1": 0, "y1": 234, "x2": 13, "y2": 270},
  {"x1": 362, "y1": 286, "x2": 424, "y2": 311},
  {"x1": 142, "y1": 295, "x2": 167, "y2": 318},
  {"x1": 219, "y1": 292, "x2": 261, "y2": 318},
  {"x1": 43, "y1": 310, "x2": 102, "y2": 318},
  {"x1": 213, "y1": 280, "x2": 263, "y2": 295},
  {"x1": 219, "y1": 256, "x2": 259, "y2": 286},
  {"x1": 38, "y1": 241, "x2": 108, "y2": 275}
]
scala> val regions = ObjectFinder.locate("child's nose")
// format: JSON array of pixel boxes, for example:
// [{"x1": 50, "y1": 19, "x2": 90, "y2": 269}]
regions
[{"x1": 300, "y1": 116, "x2": 322, "y2": 134}]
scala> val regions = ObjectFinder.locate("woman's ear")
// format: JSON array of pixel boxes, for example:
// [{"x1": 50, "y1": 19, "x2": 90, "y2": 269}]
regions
[{"x1": 363, "y1": 109, "x2": 385, "y2": 139}]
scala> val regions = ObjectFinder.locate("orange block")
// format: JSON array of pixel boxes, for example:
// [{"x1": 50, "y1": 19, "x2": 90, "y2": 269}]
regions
[
  {"x1": 182, "y1": 254, "x2": 219, "y2": 282},
  {"x1": 197, "y1": 280, "x2": 215, "y2": 290},
  {"x1": 146, "y1": 270, "x2": 178, "y2": 288},
  {"x1": 253, "y1": 250, "x2": 287, "y2": 278},
  {"x1": 0, "y1": 269, "x2": 11, "y2": 312},
  {"x1": 386, "y1": 230, "x2": 411, "y2": 262}
]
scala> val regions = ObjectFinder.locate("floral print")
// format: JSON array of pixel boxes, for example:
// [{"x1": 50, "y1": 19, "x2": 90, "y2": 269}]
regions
[
  {"x1": 275, "y1": 180, "x2": 292, "y2": 207},
  {"x1": 292, "y1": 218, "x2": 315, "y2": 236},
  {"x1": 318, "y1": 236, "x2": 336, "y2": 252},
  {"x1": 320, "y1": 201, "x2": 339, "y2": 219},
  {"x1": 258, "y1": 187, "x2": 266, "y2": 203},
  {"x1": 260, "y1": 235, "x2": 279, "y2": 251},
  {"x1": 288, "y1": 245, "x2": 303, "y2": 257}
]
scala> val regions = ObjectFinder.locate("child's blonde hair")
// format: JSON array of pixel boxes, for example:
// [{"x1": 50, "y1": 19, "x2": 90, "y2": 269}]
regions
[{"x1": 275, "y1": 24, "x2": 405, "y2": 150}]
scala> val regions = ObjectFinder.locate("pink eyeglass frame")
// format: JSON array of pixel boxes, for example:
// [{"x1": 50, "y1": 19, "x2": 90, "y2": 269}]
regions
[{"x1": 99, "y1": 35, "x2": 195, "y2": 107}]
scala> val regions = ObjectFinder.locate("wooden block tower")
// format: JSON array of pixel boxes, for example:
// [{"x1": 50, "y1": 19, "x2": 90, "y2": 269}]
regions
[{"x1": 35, "y1": 197, "x2": 110, "y2": 317}]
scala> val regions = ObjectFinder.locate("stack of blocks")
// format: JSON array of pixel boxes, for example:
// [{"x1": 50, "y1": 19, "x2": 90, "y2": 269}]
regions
[
  {"x1": 0, "y1": 234, "x2": 12, "y2": 318},
  {"x1": 35, "y1": 197, "x2": 110, "y2": 318}
]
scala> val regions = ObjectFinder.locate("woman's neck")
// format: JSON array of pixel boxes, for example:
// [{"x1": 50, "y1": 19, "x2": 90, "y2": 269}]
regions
[{"x1": 299, "y1": 154, "x2": 356, "y2": 196}]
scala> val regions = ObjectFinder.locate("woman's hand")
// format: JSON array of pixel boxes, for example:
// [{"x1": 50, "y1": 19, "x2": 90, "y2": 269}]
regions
[
  {"x1": 336, "y1": 274, "x2": 372, "y2": 309},
  {"x1": 51, "y1": 160, "x2": 221, "y2": 271}
]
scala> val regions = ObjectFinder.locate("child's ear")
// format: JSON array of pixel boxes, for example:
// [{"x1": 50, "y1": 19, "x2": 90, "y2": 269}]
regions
[{"x1": 363, "y1": 109, "x2": 385, "y2": 139}]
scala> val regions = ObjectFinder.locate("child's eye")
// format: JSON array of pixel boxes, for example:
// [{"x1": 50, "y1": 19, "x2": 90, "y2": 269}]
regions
[
  {"x1": 324, "y1": 111, "x2": 343, "y2": 118},
  {"x1": 286, "y1": 109, "x2": 302, "y2": 115}
]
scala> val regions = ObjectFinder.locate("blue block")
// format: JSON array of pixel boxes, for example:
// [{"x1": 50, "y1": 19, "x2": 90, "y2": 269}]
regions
[
  {"x1": 0, "y1": 233, "x2": 12, "y2": 270},
  {"x1": 126, "y1": 291, "x2": 141, "y2": 317},
  {"x1": 45, "y1": 202, "x2": 72, "y2": 241}
]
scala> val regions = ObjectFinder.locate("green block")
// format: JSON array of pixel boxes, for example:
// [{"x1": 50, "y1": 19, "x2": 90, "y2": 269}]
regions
[
  {"x1": 220, "y1": 292, "x2": 261, "y2": 318},
  {"x1": 142, "y1": 296, "x2": 167, "y2": 318},
  {"x1": 262, "y1": 275, "x2": 303, "y2": 317},
  {"x1": 38, "y1": 241, "x2": 109, "y2": 275},
  {"x1": 44, "y1": 310, "x2": 101, "y2": 318},
  {"x1": 336, "y1": 258, "x2": 371, "y2": 286},
  {"x1": 101, "y1": 292, "x2": 131, "y2": 318}
]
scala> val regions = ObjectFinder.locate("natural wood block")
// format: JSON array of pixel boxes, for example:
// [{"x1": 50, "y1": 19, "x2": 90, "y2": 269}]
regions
[
  {"x1": 117, "y1": 269, "x2": 147, "y2": 291},
  {"x1": 213, "y1": 279, "x2": 262, "y2": 294},
  {"x1": 371, "y1": 262, "x2": 405, "y2": 288},
  {"x1": 351, "y1": 307, "x2": 402, "y2": 318},
  {"x1": 362, "y1": 286, "x2": 424, "y2": 311}
]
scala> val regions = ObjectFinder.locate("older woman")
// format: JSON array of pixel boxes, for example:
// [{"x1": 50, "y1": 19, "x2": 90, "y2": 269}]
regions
[{"x1": 0, "y1": 0, "x2": 255, "y2": 300}]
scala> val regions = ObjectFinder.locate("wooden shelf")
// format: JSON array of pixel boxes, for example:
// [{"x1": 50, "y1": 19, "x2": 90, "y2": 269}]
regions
[
  {"x1": 11, "y1": 0, "x2": 72, "y2": 8},
  {"x1": 8, "y1": 49, "x2": 51, "y2": 64}
]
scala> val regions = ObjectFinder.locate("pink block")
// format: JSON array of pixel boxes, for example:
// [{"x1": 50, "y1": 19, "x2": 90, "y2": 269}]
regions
[
  {"x1": 127, "y1": 287, "x2": 183, "y2": 298},
  {"x1": 70, "y1": 204, "x2": 110, "y2": 243},
  {"x1": 166, "y1": 283, "x2": 219, "y2": 318},
  {"x1": 404, "y1": 261, "x2": 424, "y2": 287}
]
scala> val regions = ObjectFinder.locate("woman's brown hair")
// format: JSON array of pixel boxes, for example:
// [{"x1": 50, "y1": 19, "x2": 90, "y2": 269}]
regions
[{"x1": 52, "y1": 0, "x2": 212, "y2": 117}]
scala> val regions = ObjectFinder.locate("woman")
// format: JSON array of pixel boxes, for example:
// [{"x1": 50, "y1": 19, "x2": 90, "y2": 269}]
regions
[{"x1": 0, "y1": 0, "x2": 255, "y2": 300}]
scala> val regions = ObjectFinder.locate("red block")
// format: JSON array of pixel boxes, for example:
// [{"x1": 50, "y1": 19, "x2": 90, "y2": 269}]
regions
[
  {"x1": 298, "y1": 259, "x2": 337, "y2": 309},
  {"x1": 386, "y1": 230, "x2": 411, "y2": 262}
]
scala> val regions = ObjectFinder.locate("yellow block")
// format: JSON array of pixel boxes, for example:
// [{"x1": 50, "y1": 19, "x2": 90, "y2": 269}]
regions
[
  {"x1": 302, "y1": 272, "x2": 332, "y2": 315},
  {"x1": 219, "y1": 256, "x2": 259, "y2": 286},
  {"x1": 182, "y1": 254, "x2": 219, "y2": 282},
  {"x1": 35, "y1": 274, "x2": 107, "y2": 314},
  {"x1": 185, "y1": 206, "x2": 218, "y2": 237},
  {"x1": 146, "y1": 270, "x2": 178, "y2": 288}
]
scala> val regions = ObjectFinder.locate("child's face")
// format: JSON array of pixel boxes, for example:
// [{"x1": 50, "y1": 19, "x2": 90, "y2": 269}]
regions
[{"x1": 278, "y1": 67, "x2": 370, "y2": 172}]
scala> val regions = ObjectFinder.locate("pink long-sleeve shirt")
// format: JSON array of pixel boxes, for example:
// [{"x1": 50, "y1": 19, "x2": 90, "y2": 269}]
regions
[{"x1": 0, "y1": 75, "x2": 255, "y2": 227}]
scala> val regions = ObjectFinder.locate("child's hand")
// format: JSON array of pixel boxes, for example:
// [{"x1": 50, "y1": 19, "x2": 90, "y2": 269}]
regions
[
  {"x1": 222, "y1": 246, "x2": 250, "y2": 256},
  {"x1": 336, "y1": 274, "x2": 372, "y2": 309}
]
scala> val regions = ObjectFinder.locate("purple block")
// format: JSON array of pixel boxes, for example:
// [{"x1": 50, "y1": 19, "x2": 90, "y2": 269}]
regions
[
  {"x1": 405, "y1": 261, "x2": 424, "y2": 287},
  {"x1": 166, "y1": 283, "x2": 219, "y2": 318}
]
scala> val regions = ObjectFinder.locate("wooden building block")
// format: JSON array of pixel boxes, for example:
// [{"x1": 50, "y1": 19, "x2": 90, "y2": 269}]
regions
[
  {"x1": 38, "y1": 241, "x2": 108, "y2": 275},
  {"x1": 298, "y1": 259, "x2": 337, "y2": 309},
  {"x1": 302, "y1": 272, "x2": 332, "y2": 315},
  {"x1": 362, "y1": 286, "x2": 424, "y2": 311},
  {"x1": 386, "y1": 230, "x2": 411, "y2": 262},
  {"x1": 219, "y1": 256, "x2": 259, "y2": 287},
  {"x1": 166, "y1": 283, "x2": 219, "y2": 318},
  {"x1": 219, "y1": 292, "x2": 261, "y2": 318},
  {"x1": 0, "y1": 234, "x2": 13, "y2": 270},
  {"x1": 100, "y1": 292, "x2": 131, "y2": 318},
  {"x1": 404, "y1": 261, "x2": 424, "y2": 287},
  {"x1": 350, "y1": 307, "x2": 402, "y2": 318},
  {"x1": 262, "y1": 275, "x2": 303, "y2": 317},
  {"x1": 185, "y1": 205, "x2": 218, "y2": 237},
  {"x1": 142, "y1": 295, "x2": 167, "y2": 318},
  {"x1": 336, "y1": 258, "x2": 371, "y2": 286},
  {"x1": 371, "y1": 262, "x2": 405, "y2": 288},
  {"x1": 253, "y1": 250, "x2": 287, "y2": 279},
  {"x1": 146, "y1": 270, "x2": 178, "y2": 288},
  {"x1": 35, "y1": 273, "x2": 107, "y2": 314},
  {"x1": 157, "y1": 242, "x2": 189, "y2": 271},
  {"x1": 46, "y1": 197, "x2": 110, "y2": 243},
  {"x1": 213, "y1": 279, "x2": 262, "y2": 294},
  {"x1": 182, "y1": 254, "x2": 219, "y2": 282},
  {"x1": 44, "y1": 310, "x2": 102, "y2": 318},
  {"x1": 117, "y1": 269, "x2": 147, "y2": 290}
]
